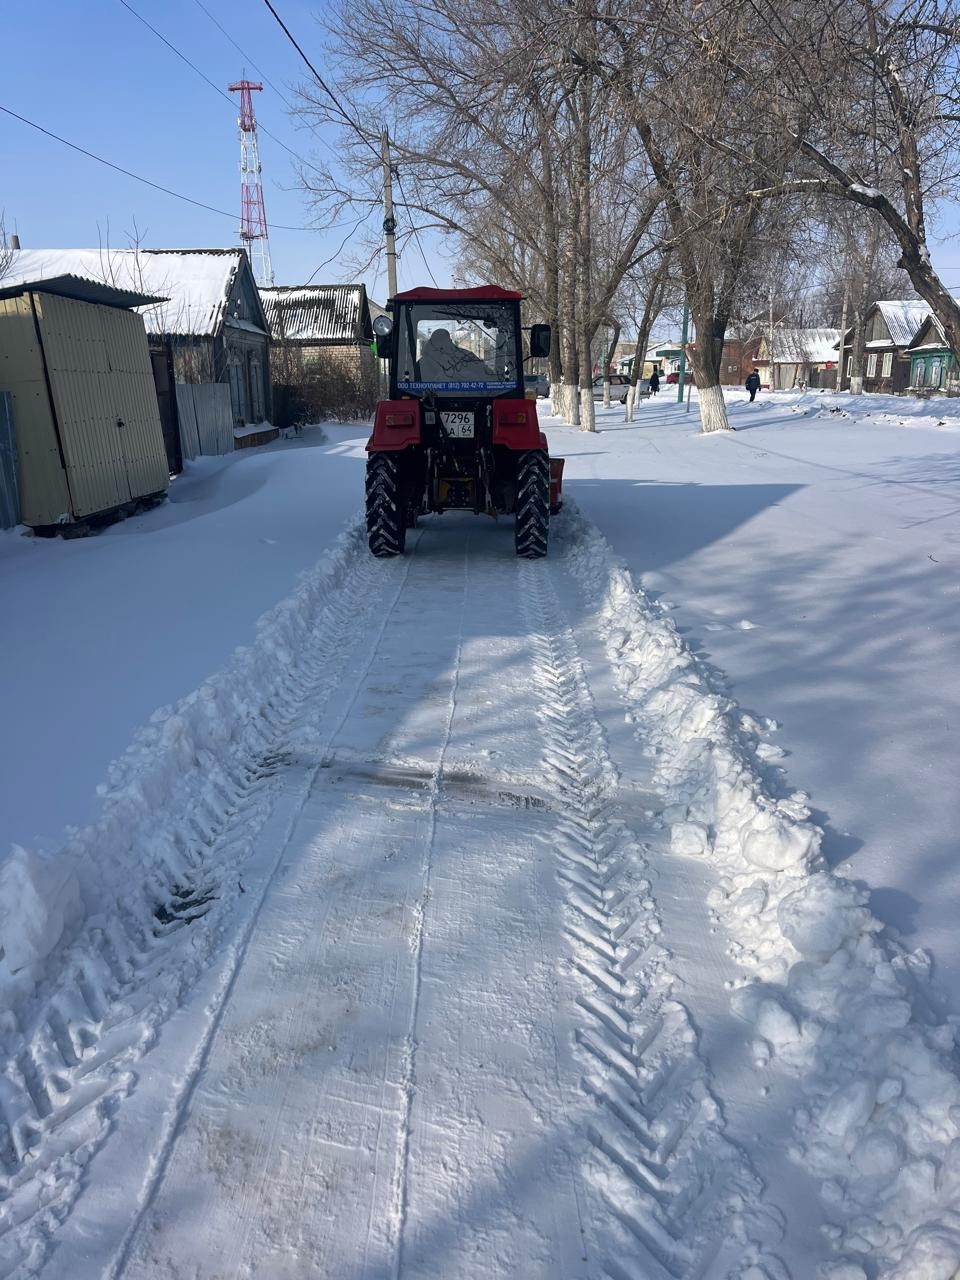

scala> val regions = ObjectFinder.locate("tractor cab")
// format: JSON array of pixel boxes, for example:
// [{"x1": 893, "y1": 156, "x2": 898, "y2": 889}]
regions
[{"x1": 365, "y1": 286, "x2": 561, "y2": 558}]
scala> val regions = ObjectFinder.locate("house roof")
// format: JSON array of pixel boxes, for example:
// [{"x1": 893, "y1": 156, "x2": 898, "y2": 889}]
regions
[
  {"x1": 770, "y1": 328, "x2": 840, "y2": 364},
  {"x1": 0, "y1": 272, "x2": 163, "y2": 310},
  {"x1": 259, "y1": 284, "x2": 372, "y2": 344},
  {"x1": 875, "y1": 300, "x2": 931, "y2": 347},
  {"x1": 906, "y1": 314, "x2": 948, "y2": 352},
  {"x1": 1, "y1": 248, "x2": 260, "y2": 337}
]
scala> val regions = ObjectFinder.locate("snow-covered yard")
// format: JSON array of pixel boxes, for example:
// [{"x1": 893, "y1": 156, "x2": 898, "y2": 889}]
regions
[
  {"x1": 1, "y1": 389, "x2": 959, "y2": 1279},
  {"x1": 0, "y1": 425, "x2": 360, "y2": 845}
]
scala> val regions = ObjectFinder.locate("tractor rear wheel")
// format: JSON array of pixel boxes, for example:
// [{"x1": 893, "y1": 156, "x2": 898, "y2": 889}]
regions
[
  {"x1": 366, "y1": 453, "x2": 407, "y2": 557},
  {"x1": 514, "y1": 450, "x2": 550, "y2": 559}
]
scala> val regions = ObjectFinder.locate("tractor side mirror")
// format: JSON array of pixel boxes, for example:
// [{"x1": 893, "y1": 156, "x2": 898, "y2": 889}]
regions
[
  {"x1": 530, "y1": 323, "x2": 551, "y2": 359},
  {"x1": 372, "y1": 314, "x2": 393, "y2": 360}
]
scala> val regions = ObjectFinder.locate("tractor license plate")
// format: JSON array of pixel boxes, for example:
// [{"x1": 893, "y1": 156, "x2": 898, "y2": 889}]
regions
[{"x1": 441, "y1": 412, "x2": 474, "y2": 438}]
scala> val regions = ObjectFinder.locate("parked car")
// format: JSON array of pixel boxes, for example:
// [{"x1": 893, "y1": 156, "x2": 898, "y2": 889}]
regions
[
  {"x1": 592, "y1": 374, "x2": 631, "y2": 403},
  {"x1": 524, "y1": 372, "x2": 549, "y2": 397},
  {"x1": 665, "y1": 369, "x2": 696, "y2": 385}
]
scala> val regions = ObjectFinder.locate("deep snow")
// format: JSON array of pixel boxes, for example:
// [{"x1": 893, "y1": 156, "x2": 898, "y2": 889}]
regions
[
  {"x1": 1, "y1": 389, "x2": 960, "y2": 1279},
  {"x1": 547, "y1": 389, "x2": 960, "y2": 1012},
  {"x1": 0, "y1": 425, "x2": 356, "y2": 846}
]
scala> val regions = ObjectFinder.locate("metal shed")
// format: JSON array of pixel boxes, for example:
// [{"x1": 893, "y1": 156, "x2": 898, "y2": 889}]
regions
[{"x1": 0, "y1": 275, "x2": 171, "y2": 532}]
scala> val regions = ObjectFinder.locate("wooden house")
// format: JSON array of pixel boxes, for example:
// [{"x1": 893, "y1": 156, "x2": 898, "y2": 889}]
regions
[{"x1": 837, "y1": 301, "x2": 930, "y2": 393}]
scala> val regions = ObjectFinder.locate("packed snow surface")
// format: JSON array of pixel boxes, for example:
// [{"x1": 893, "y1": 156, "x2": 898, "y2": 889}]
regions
[{"x1": 1, "y1": 389, "x2": 959, "y2": 1278}]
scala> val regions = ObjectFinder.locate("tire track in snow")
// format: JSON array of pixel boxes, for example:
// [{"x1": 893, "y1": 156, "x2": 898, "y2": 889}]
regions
[
  {"x1": 391, "y1": 533, "x2": 469, "y2": 1280},
  {"x1": 121, "y1": 538, "x2": 423, "y2": 1280},
  {"x1": 0, "y1": 540, "x2": 410, "y2": 1280},
  {"x1": 522, "y1": 561, "x2": 787, "y2": 1280}
]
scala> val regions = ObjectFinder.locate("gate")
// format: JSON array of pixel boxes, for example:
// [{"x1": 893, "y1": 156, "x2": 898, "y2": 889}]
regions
[{"x1": 151, "y1": 347, "x2": 183, "y2": 475}]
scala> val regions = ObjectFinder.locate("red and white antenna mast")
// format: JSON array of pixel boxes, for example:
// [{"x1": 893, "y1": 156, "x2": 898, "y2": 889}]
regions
[{"x1": 228, "y1": 79, "x2": 274, "y2": 287}]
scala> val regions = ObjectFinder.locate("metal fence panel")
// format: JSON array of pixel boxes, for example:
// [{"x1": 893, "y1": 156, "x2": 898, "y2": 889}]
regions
[
  {"x1": 175, "y1": 384, "x2": 201, "y2": 460},
  {"x1": 193, "y1": 383, "x2": 233, "y2": 454},
  {"x1": 175, "y1": 383, "x2": 233, "y2": 456},
  {"x1": 0, "y1": 392, "x2": 20, "y2": 529}
]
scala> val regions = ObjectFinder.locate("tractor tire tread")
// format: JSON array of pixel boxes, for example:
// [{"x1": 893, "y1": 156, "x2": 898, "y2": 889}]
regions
[
  {"x1": 515, "y1": 449, "x2": 550, "y2": 559},
  {"x1": 366, "y1": 453, "x2": 406, "y2": 557}
]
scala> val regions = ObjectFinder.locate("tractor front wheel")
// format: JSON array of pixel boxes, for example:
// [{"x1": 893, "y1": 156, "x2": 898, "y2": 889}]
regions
[
  {"x1": 366, "y1": 453, "x2": 407, "y2": 557},
  {"x1": 514, "y1": 450, "x2": 550, "y2": 559}
]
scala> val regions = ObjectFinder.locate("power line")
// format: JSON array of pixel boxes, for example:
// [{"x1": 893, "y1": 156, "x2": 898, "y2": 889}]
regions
[
  {"x1": 395, "y1": 171, "x2": 439, "y2": 286},
  {"x1": 191, "y1": 0, "x2": 289, "y2": 104},
  {"x1": 118, "y1": 0, "x2": 323, "y2": 174},
  {"x1": 305, "y1": 211, "x2": 376, "y2": 284},
  {"x1": 0, "y1": 104, "x2": 325, "y2": 232},
  {"x1": 189, "y1": 0, "x2": 340, "y2": 160},
  {"x1": 118, "y1": 0, "x2": 234, "y2": 107},
  {"x1": 258, "y1": 0, "x2": 381, "y2": 161}
]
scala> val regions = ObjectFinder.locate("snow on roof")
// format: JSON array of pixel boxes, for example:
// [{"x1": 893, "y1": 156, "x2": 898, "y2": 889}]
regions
[
  {"x1": 1, "y1": 248, "x2": 248, "y2": 337},
  {"x1": 770, "y1": 328, "x2": 840, "y2": 364},
  {"x1": 875, "y1": 300, "x2": 931, "y2": 347},
  {"x1": 259, "y1": 285, "x2": 371, "y2": 344},
  {"x1": 906, "y1": 314, "x2": 948, "y2": 351}
]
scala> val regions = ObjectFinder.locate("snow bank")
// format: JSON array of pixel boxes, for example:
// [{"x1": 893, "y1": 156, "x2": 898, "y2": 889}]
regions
[
  {"x1": 0, "y1": 517, "x2": 364, "y2": 1005},
  {"x1": 561, "y1": 503, "x2": 960, "y2": 1279},
  {"x1": 782, "y1": 388, "x2": 960, "y2": 430}
]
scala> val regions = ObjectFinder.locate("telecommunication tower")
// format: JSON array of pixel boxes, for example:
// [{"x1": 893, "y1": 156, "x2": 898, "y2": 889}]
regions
[{"x1": 228, "y1": 79, "x2": 274, "y2": 287}]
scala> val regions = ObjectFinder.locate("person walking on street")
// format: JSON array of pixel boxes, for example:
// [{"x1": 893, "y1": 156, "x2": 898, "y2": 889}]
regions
[
  {"x1": 649, "y1": 367, "x2": 660, "y2": 395},
  {"x1": 745, "y1": 369, "x2": 761, "y2": 402}
]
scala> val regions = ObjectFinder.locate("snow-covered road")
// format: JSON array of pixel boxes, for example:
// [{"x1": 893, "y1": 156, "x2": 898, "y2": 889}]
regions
[
  {"x1": 0, "y1": 516, "x2": 773, "y2": 1277},
  {"x1": 5, "y1": 495, "x2": 960, "y2": 1279}
]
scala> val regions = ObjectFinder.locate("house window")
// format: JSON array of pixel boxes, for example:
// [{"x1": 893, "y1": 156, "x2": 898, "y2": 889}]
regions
[
  {"x1": 881, "y1": 352, "x2": 893, "y2": 378},
  {"x1": 930, "y1": 358, "x2": 942, "y2": 388},
  {"x1": 866, "y1": 353, "x2": 878, "y2": 378},
  {"x1": 915, "y1": 359, "x2": 926, "y2": 387}
]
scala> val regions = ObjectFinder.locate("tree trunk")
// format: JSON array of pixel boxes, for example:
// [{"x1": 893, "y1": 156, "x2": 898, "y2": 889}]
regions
[
  {"x1": 559, "y1": 232, "x2": 580, "y2": 426},
  {"x1": 627, "y1": 267, "x2": 666, "y2": 421},
  {"x1": 689, "y1": 311, "x2": 732, "y2": 433},
  {"x1": 576, "y1": 76, "x2": 596, "y2": 434},
  {"x1": 849, "y1": 304, "x2": 864, "y2": 394},
  {"x1": 602, "y1": 321, "x2": 620, "y2": 409}
]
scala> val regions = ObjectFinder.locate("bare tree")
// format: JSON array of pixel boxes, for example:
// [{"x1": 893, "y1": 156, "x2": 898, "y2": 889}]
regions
[
  {"x1": 745, "y1": 0, "x2": 960, "y2": 363},
  {"x1": 297, "y1": 0, "x2": 662, "y2": 429}
]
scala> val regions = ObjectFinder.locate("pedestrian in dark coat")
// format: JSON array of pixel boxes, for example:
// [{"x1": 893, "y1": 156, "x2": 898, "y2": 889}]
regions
[
  {"x1": 649, "y1": 368, "x2": 660, "y2": 395},
  {"x1": 745, "y1": 369, "x2": 761, "y2": 402}
]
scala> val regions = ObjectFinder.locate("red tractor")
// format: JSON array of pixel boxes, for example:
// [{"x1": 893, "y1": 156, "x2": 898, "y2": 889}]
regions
[{"x1": 365, "y1": 285, "x2": 563, "y2": 558}]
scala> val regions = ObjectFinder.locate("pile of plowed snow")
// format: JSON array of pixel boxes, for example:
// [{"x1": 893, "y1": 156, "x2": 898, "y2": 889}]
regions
[{"x1": 563, "y1": 504, "x2": 960, "y2": 1280}]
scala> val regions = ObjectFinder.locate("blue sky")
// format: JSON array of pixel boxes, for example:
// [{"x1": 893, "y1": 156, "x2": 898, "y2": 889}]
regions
[
  {"x1": 2, "y1": 0, "x2": 450, "y2": 299},
  {"x1": 4, "y1": 1, "x2": 960, "y2": 309}
]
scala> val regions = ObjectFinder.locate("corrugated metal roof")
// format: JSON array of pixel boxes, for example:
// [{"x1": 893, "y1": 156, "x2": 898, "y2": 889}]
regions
[
  {"x1": 260, "y1": 285, "x2": 371, "y2": 344},
  {"x1": 770, "y1": 328, "x2": 840, "y2": 364},
  {"x1": 876, "y1": 300, "x2": 931, "y2": 347},
  {"x1": 906, "y1": 314, "x2": 947, "y2": 351},
  {"x1": 0, "y1": 273, "x2": 163, "y2": 310},
  {"x1": 1, "y1": 249, "x2": 249, "y2": 337}
]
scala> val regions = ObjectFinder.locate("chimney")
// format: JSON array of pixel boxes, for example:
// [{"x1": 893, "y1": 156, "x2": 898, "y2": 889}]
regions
[{"x1": 8, "y1": 234, "x2": 20, "y2": 250}]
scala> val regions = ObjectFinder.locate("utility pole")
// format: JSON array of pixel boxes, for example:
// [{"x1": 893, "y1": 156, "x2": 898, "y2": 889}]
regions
[
  {"x1": 768, "y1": 286, "x2": 776, "y2": 392},
  {"x1": 677, "y1": 301, "x2": 690, "y2": 402},
  {"x1": 381, "y1": 129, "x2": 398, "y2": 299}
]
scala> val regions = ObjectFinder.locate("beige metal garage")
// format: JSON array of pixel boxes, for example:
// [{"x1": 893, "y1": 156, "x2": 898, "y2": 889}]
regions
[{"x1": 0, "y1": 275, "x2": 171, "y2": 532}]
